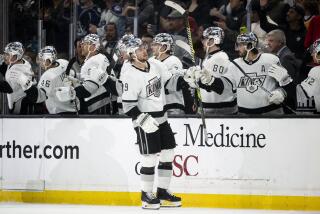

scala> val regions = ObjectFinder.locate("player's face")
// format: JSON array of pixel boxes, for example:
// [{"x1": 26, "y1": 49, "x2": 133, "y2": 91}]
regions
[
  {"x1": 202, "y1": 38, "x2": 215, "y2": 50},
  {"x1": 81, "y1": 42, "x2": 95, "y2": 56},
  {"x1": 151, "y1": 43, "x2": 162, "y2": 57},
  {"x1": 3, "y1": 53, "x2": 12, "y2": 65},
  {"x1": 135, "y1": 45, "x2": 148, "y2": 62},
  {"x1": 235, "y1": 43, "x2": 247, "y2": 57},
  {"x1": 37, "y1": 58, "x2": 51, "y2": 70},
  {"x1": 313, "y1": 51, "x2": 320, "y2": 64}
]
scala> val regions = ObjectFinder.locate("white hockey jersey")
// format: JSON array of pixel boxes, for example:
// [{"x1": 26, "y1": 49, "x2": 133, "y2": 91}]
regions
[
  {"x1": 5, "y1": 59, "x2": 34, "y2": 110},
  {"x1": 161, "y1": 55, "x2": 185, "y2": 114},
  {"x1": 201, "y1": 50, "x2": 237, "y2": 114},
  {"x1": 80, "y1": 53, "x2": 110, "y2": 112},
  {"x1": 121, "y1": 58, "x2": 174, "y2": 125},
  {"x1": 223, "y1": 53, "x2": 282, "y2": 112},
  {"x1": 38, "y1": 59, "x2": 80, "y2": 114},
  {"x1": 300, "y1": 66, "x2": 320, "y2": 112}
]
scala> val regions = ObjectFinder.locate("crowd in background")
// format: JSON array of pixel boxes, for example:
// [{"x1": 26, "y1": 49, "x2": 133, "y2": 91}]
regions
[{"x1": 1, "y1": 0, "x2": 320, "y2": 116}]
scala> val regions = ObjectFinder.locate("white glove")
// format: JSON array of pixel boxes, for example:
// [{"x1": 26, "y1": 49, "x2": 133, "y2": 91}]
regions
[
  {"x1": 87, "y1": 67, "x2": 108, "y2": 86},
  {"x1": 66, "y1": 76, "x2": 81, "y2": 87},
  {"x1": 55, "y1": 86, "x2": 76, "y2": 102},
  {"x1": 199, "y1": 68, "x2": 215, "y2": 85},
  {"x1": 183, "y1": 66, "x2": 201, "y2": 88},
  {"x1": 136, "y1": 113, "x2": 159, "y2": 133},
  {"x1": 17, "y1": 73, "x2": 33, "y2": 90},
  {"x1": 268, "y1": 89, "x2": 285, "y2": 104},
  {"x1": 268, "y1": 64, "x2": 292, "y2": 86}
]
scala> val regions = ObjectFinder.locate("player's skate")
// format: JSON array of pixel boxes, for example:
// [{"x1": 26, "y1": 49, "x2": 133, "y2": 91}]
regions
[
  {"x1": 141, "y1": 191, "x2": 160, "y2": 210},
  {"x1": 157, "y1": 188, "x2": 182, "y2": 207}
]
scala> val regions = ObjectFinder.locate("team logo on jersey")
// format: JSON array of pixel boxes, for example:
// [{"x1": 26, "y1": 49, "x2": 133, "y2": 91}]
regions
[
  {"x1": 146, "y1": 77, "x2": 161, "y2": 97},
  {"x1": 238, "y1": 73, "x2": 266, "y2": 93}
]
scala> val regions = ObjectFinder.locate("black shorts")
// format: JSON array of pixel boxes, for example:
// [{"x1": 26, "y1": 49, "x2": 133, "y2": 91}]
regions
[{"x1": 134, "y1": 121, "x2": 176, "y2": 155}]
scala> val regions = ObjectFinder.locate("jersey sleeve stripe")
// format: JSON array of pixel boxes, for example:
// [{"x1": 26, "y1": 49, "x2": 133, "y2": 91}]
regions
[
  {"x1": 122, "y1": 99, "x2": 138, "y2": 103},
  {"x1": 86, "y1": 80, "x2": 100, "y2": 88},
  {"x1": 221, "y1": 76, "x2": 236, "y2": 93},
  {"x1": 39, "y1": 88, "x2": 48, "y2": 98}
]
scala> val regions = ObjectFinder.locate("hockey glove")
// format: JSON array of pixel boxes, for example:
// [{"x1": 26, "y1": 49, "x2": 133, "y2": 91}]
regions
[
  {"x1": 17, "y1": 73, "x2": 33, "y2": 91},
  {"x1": 268, "y1": 89, "x2": 285, "y2": 105},
  {"x1": 55, "y1": 86, "x2": 76, "y2": 102},
  {"x1": 268, "y1": 64, "x2": 292, "y2": 86},
  {"x1": 136, "y1": 113, "x2": 159, "y2": 133},
  {"x1": 199, "y1": 68, "x2": 215, "y2": 86},
  {"x1": 183, "y1": 66, "x2": 201, "y2": 88}
]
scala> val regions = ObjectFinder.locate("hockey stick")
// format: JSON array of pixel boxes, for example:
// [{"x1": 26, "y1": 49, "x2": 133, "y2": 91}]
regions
[
  {"x1": 175, "y1": 39, "x2": 192, "y2": 56},
  {"x1": 231, "y1": 60, "x2": 296, "y2": 114},
  {"x1": 165, "y1": 0, "x2": 208, "y2": 142},
  {"x1": 246, "y1": 0, "x2": 253, "y2": 32}
]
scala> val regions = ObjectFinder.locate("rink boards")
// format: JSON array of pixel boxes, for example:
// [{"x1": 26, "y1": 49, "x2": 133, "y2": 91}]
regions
[{"x1": 0, "y1": 117, "x2": 319, "y2": 210}]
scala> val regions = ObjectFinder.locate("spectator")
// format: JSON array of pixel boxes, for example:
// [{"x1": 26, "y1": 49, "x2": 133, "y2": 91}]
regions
[
  {"x1": 258, "y1": 3, "x2": 307, "y2": 59},
  {"x1": 209, "y1": 0, "x2": 247, "y2": 59},
  {"x1": 258, "y1": 0, "x2": 290, "y2": 27},
  {"x1": 266, "y1": 29, "x2": 301, "y2": 113},
  {"x1": 102, "y1": 22, "x2": 118, "y2": 56},
  {"x1": 123, "y1": 0, "x2": 154, "y2": 36},
  {"x1": 266, "y1": 29, "x2": 302, "y2": 84},
  {"x1": 9, "y1": 0, "x2": 38, "y2": 45},
  {"x1": 304, "y1": 15, "x2": 320, "y2": 49},
  {"x1": 89, "y1": 1, "x2": 124, "y2": 38},
  {"x1": 160, "y1": 4, "x2": 195, "y2": 68},
  {"x1": 41, "y1": 0, "x2": 70, "y2": 56},
  {"x1": 301, "y1": 0, "x2": 319, "y2": 29},
  {"x1": 250, "y1": 0, "x2": 267, "y2": 50},
  {"x1": 187, "y1": 0, "x2": 210, "y2": 26},
  {"x1": 77, "y1": 0, "x2": 101, "y2": 37},
  {"x1": 141, "y1": 33, "x2": 154, "y2": 57}
]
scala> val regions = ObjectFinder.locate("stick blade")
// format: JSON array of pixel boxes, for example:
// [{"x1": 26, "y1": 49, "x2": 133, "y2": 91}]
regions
[
  {"x1": 175, "y1": 39, "x2": 191, "y2": 55},
  {"x1": 164, "y1": 0, "x2": 186, "y2": 15}
]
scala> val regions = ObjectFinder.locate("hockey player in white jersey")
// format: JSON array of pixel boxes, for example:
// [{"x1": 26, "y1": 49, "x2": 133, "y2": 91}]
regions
[
  {"x1": 22, "y1": 46, "x2": 79, "y2": 114},
  {"x1": 199, "y1": 26, "x2": 237, "y2": 114},
  {"x1": 151, "y1": 33, "x2": 186, "y2": 114},
  {"x1": 112, "y1": 34, "x2": 137, "y2": 114},
  {"x1": 121, "y1": 37, "x2": 198, "y2": 209},
  {"x1": 0, "y1": 42, "x2": 35, "y2": 114},
  {"x1": 196, "y1": 32, "x2": 293, "y2": 115},
  {"x1": 56, "y1": 34, "x2": 121, "y2": 114},
  {"x1": 297, "y1": 39, "x2": 320, "y2": 113}
]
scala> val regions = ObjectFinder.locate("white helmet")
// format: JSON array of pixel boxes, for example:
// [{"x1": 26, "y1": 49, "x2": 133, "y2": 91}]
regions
[
  {"x1": 236, "y1": 32, "x2": 259, "y2": 50},
  {"x1": 115, "y1": 34, "x2": 136, "y2": 55},
  {"x1": 38, "y1": 46, "x2": 57, "y2": 62},
  {"x1": 82, "y1": 33, "x2": 101, "y2": 49},
  {"x1": 126, "y1": 37, "x2": 143, "y2": 57},
  {"x1": 4, "y1": 42, "x2": 24, "y2": 61},
  {"x1": 153, "y1": 33, "x2": 174, "y2": 51},
  {"x1": 38, "y1": 46, "x2": 57, "y2": 68},
  {"x1": 202, "y1": 27, "x2": 224, "y2": 45}
]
